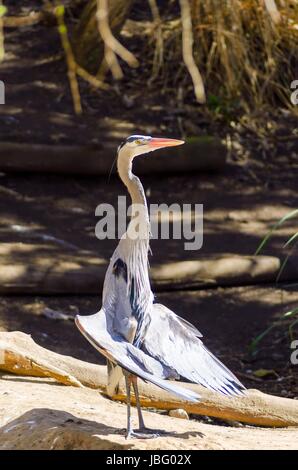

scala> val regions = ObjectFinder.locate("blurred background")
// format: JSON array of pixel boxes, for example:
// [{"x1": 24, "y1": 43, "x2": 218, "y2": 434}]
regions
[{"x1": 0, "y1": 0, "x2": 297, "y2": 401}]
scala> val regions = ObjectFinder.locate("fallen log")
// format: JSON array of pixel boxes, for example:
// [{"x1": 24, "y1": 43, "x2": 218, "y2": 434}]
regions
[
  {"x1": 150, "y1": 255, "x2": 283, "y2": 288},
  {"x1": 0, "y1": 331, "x2": 298, "y2": 428},
  {"x1": 0, "y1": 243, "x2": 291, "y2": 294},
  {"x1": 0, "y1": 137, "x2": 226, "y2": 175},
  {"x1": 0, "y1": 243, "x2": 105, "y2": 295}
]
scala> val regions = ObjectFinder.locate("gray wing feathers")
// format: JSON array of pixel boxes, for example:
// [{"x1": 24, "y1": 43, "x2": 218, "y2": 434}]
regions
[
  {"x1": 157, "y1": 304, "x2": 203, "y2": 338},
  {"x1": 75, "y1": 312, "x2": 199, "y2": 403},
  {"x1": 143, "y1": 304, "x2": 245, "y2": 397}
]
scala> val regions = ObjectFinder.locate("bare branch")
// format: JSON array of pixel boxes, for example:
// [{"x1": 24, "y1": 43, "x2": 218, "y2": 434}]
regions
[
  {"x1": 55, "y1": 4, "x2": 82, "y2": 115},
  {"x1": 263, "y1": 0, "x2": 281, "y2": 25},
  {"x1": 148, "y1": 0, "x2": 164, "y2": 80},
  {"x1": 0, "y1": 0, "x2": 6, "y2": 62},
  {"x1": 76, "y1": 64, "x2": 109, "y2": 90},
  {"x1": 96, "y1": 0, "x2": 139, "y2": 80},
  {"x1": 179, "y1": 0, "x2": 206, "y2": 104},
  {"x1": 3, "y1": 11, "x2": 45, "y2": 28}
]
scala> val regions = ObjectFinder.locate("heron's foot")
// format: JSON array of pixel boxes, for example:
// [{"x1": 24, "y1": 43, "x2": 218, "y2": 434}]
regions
[
  {"x1": 117, "y1": 428, "x2": 157, "y2": 439},
  {"x1": 125, "y1": 427, "x2": 164, "y2": 439},
  {"x1": 139, "y1": 426, "x2": 169, "y2": 435}
]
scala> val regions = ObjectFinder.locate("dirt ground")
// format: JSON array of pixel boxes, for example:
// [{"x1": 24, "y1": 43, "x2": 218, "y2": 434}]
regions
[
  {"x1": 0, "y1": 0, "x2": 297, "y2": 426},
  {"x1": 2, "y1": 376, "x2": 298, "y2": 450}
]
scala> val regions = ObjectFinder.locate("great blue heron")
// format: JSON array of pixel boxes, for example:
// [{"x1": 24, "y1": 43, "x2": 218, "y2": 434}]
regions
[{"x1": 75, "y1": 135, "x2": 245, "y2": 439}]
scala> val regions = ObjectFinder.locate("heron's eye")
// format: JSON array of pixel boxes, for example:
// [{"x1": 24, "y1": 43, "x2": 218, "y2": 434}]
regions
[{"x1": 135, "y1": 139, "x2": 142, "y2": 145}]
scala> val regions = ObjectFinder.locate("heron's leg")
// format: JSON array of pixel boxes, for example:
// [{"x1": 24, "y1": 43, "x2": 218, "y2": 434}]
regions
[
  {"x1": 123, "y1": 375, "x2": 161, "y2": 439},
  {"x1": 131, "y1": 376, "x2": 167, "y2": 437},
  {"x1": 131, "y1": 376, "x2": 145, "y2": 429},
  {"x1": 125, "y1": 374, "x2": 133, "y2": 439}
]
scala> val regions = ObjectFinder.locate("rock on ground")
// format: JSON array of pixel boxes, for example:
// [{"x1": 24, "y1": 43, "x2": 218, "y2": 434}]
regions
[{"x1": 0, "y1": 376, "x2": 297, "y2": 450}]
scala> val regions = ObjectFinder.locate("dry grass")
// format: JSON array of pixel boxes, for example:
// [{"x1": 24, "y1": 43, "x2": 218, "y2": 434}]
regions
[
  {"x1": 3, "y1": 1, "x2": 296, "y2": 116},
  {"x1": 145, "y1": 0, "x2": 298, "y2": 113}
]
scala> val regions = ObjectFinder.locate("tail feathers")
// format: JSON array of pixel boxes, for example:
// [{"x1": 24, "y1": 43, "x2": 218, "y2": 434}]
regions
[
  {"x1": 106, "y1": 360, "x2": 123, "y2": 397},
  {"x1": 106, "y1": 358, "x2": 199, "y2": 402}
]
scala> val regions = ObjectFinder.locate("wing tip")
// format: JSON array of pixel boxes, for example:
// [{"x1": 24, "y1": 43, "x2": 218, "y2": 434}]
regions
[
  {"x1": 163, "y1": 381, "x2": 201, "y2": 403},
  {"x1": 219, "y1": 380, "x2": 246, "y2": 398}
]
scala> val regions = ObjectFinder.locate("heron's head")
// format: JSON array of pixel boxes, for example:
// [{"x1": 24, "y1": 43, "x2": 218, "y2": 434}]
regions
[{"x1": 117, "y1": 135, "x2": 184, "y2": 160}]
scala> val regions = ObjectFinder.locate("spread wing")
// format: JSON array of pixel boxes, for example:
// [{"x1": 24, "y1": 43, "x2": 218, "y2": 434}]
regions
[
  {"x1": 75, "y1": 311, "x2": 199, "y2": 403},
  {"x1": 142, "y1": 303, "x2": 245, "y2": 397}
]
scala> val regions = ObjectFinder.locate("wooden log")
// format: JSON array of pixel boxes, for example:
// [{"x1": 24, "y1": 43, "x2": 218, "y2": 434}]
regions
[
  {"x1": 0, "y1": 243, "x2": 105, "y2": 295},
  {"x1": 150, "y1": 254, "x2": 283, "y2": 289},
  {"x1": 0, "y1": 243, "x2": 293, "y2": 294},
  {"x1": 1, "y1": 331, "x2": 298, "y2": 428},
  {"x1": 0, "y1": 137, "x2": 226, "y2": 175}
]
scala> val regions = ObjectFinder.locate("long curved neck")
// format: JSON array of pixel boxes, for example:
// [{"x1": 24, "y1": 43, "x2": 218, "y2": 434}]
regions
[
  {"x1": 111, "y1": 148, "x2": 153, "y2": 331},
  {"x1": 117, "y1": 147, "x2": 150, "y2": 253},
  {"x1": 116, "y1": 148, "x2": 152, "y2": 308},
  {"x1": 117, "y1": 150, "x2": 148, "y2": 210}
]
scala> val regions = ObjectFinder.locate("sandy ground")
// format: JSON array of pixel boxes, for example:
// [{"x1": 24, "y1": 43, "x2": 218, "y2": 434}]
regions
[{"x1": 0, "y1": 376, "x2": 297, "y2": 450}]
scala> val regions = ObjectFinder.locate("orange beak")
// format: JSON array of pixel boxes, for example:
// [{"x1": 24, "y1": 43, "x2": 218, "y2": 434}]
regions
[{"x1": 148, "y1": 137, "x2": 184, "y2": 149}]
